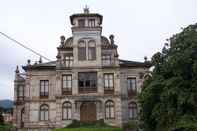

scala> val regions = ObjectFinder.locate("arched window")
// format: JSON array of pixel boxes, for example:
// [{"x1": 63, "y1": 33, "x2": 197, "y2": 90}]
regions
[
  {"x1": 105, "y1": 100, "x2": 115, "y2": 119},
  {"x1": 88, "y1": 40, "x2": 96, "y2": 60},
  {"x1": 78, "y1": 40, "x2": 86, "y2": 60},
  {"x1": 128, "y1": 102, "x2": 138, "y2": 119},
  {"x1": 40, "y1": 104, "x2": 49, "y2": 121},
  {"x1": 62, "y1": 102, "x2": 72, "y2": 120}
]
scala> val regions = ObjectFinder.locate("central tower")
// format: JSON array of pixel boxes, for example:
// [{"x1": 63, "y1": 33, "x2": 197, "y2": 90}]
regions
[{"x1": 70, "y1": 7, "x2": 103, "y2": 67}]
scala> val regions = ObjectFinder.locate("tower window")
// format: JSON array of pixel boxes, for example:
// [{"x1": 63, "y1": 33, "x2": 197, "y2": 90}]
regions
[
  {"x1": 78, "y1": 40, "x2": 86, "y2": 60},
  {"x1": 63, "y1": 54, "x2": 73, "y2": 67},
  {"x1": 78, "y1": 19, "x2": 85, "y2": 27},
  {"x1": 102, "y1": 55, "x2": 111, "y2": 65},
  {"x1": 88, "y1": 40, "x2": 96, "y2": 60},
  {"x1": 88, "y1": 19, "x2": 95, "y2": 27}
]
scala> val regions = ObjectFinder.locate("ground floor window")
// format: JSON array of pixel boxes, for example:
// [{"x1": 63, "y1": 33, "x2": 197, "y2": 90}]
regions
[
  {"x1": 128, "y1": 102, "x2": 138, "y2": 119},
  {"x1": 40, "y1": 104, "x2": 49, "y2": 121},
  {"x1": 62, "y1": 102, "x2": 72, "y2": 120},
  {"x1": 105, "y1": 100, "x2": 115, "y2": 119}
]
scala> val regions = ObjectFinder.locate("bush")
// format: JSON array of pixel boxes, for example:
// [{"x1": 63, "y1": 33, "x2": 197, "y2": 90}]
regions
[{"x1": 123, "y1": 120, "x2": 138, "y2": 131}]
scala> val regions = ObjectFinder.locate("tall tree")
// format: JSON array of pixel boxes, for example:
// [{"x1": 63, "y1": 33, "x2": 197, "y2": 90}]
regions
[{"x1": 139, "y1": 23, "x2": 197, "y2": 131}]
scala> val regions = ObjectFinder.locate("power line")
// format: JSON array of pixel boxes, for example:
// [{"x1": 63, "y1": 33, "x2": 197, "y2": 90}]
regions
[{"x1": 0, "y1": 32, "x2": 52, "y2": 62}]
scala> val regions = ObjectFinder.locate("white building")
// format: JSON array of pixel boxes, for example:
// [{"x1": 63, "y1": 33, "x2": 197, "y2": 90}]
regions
[{"x1": 13, "y1": 8, "x2": 150, "y2": 131}]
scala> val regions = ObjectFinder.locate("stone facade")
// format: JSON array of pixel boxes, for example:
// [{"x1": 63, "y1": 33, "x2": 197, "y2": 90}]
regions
[{"x1": 13, "y1": 8, "x2": 150, "y2": 131}]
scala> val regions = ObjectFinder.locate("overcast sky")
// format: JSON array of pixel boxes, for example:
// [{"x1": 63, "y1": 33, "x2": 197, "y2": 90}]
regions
[{"x1": 0, "y1": 0, "x2": 197, "y2": 100}]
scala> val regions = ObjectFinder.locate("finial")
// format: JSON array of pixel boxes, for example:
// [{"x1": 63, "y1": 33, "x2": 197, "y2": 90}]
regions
[
  {"x1": 27, "y1": 59, "x2": 31, "y2": 65},
  {"x1": 15, "y1": 65, "x2": 19, "y2": 73},
  {"x1": 109, "y1": 34, "x2": 115, "y2": 45},
  {"x1": 144, "y1": 56, "x2": 148, "y2": 62},
  {"x1": 60, "y1": 35, "x2": 65, "y2": 44},
  {"x1": 84, "y1": 5, "x2": 89, "y2": 14},
  {"x1": 39, "y1": 57, "x2": 42, "y2": 64}
]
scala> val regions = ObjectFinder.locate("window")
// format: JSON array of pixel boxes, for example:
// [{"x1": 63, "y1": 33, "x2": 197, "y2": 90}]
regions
[
  {"x1": 63, "y1": 54, "x2": 73, "y2": 67},
  {"x1": 78, "y1": 40, "x2": 86, "y2": 60},
  {"x1": 62, "y1": 102, "x2": 72, "y2": 120},
  {"x1": 78, "y1": 72, "x2": 97, "y2": 93},
  {"x1": 78, "y1": 19, "x2": 85, "y2": 27},
  {"x1": 40, "y1": 104, "x2": 49, "y2": 121},
  {"x1": 88, "y1": 19, "x2": 95, "y2": 27},
  {"x1": 127, "y1": 78, "x2": 137, "y2": 93},
  {"x1": 88, "y1": 40, "x2": 96, "y2": 60},
  {"x1": 102, "y1": 55, "x2": 111, "y2": 65},
  {"x1": 17, "y1": 85, "x2": 24, "y2": 100},
  {"x1": 128, "y1": 102, "x2": 138, "y2": 119},
  {"x1": 62, "y1": 75, "x2": 72, "y2": 92},
  {"x1": 40, "y1": 80, "x2": 49, "y2": 98},
  {"x1": 104, "y1": 74, "x2": 114, "y2": 90},
  {"x1": 21, "y1": 108, "x2": 25, "y2": 128},
  {"x1": 105, "y1": 100, "x2": 115, "y2": 119}
]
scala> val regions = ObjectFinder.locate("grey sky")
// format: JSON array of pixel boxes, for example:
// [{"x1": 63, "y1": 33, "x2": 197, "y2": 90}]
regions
[{"x1": 0, "y1": 0, "x2": 197, "y2": 99}]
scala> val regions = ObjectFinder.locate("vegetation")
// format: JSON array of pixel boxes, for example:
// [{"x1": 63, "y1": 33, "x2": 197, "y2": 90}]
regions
[
  {"x1": 53, "y1": 120, "x2": 123, "y2": 131},
  {"x1": 139, "y1": 23, "x2": 197, "y2": 131},
  {"x1": 0, "y1": 123, "x2": 14, "y2": 131}
]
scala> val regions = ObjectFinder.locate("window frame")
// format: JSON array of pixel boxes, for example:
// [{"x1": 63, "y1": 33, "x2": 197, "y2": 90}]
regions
[
  {"x1": 62, "y1": 75, "x2": 72, "y2": 94},
  {"x1": 40, "y1": 80, "x2": 49, "y2": 98},
  {"x1": 40, "y1": 104, "x2": 49, "y2": 121},
  {"x1": 88, "y1": 40, "x2": 96, "y2": 60},
  {"x1": 62, "y1": 102, "x2": 72, "y2": 120},
  {"x1": 127, "y1": 77, "x2": 137, "y2": 94},
  {"x1": 78, "y1": 19, "x2": 85, "y2": 27},
  {"x1": 128, "y1": 102, "x2": 138, "y2": 120},
  {"x1": 104, "y1": 73, "x2": 114, "y2": 90},
  {"x1": 102, "y1": 54, "x2": 111, "y2": 65},
  {"x1": 105, "y1": 100, "x2": 115, "y2": 119},
  {"x1": 88, "y1": 19, "x2": 95, "y2": 27},
  {"x1": 63, "y1": 55, "x2": 73, "y2": 67},
  {"x1": 78, "y1": 72, "x2": 97, "y2": 93}
]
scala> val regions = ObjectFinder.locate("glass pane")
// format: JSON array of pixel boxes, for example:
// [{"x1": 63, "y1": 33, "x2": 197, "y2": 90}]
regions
[
  {"x1": 68, "y1": 109, "x2": 71, "y2": 119},
  {"x1": 45, "y1": 111, "x2": 48, "y2": 120},
  {"x1": 110, "y1": 107, "x2": 114, "y2": 118}
]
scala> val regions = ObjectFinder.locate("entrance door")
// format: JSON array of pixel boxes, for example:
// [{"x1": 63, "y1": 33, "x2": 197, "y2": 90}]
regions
[{"x1": 80, "y1": 102, "x2": 96, "y2": 123}]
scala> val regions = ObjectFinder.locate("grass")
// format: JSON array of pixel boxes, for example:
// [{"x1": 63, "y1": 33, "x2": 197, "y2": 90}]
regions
[
  {"x1": 53, "y1": 120, "x2": 123, "y2": 131},
  {"x1": 54, "y1": 127, "x2": 122, "y2": 131}
]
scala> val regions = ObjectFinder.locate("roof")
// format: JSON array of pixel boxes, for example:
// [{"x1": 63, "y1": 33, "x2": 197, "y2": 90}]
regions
[
  {"x1": 22, "y1": 61, "x2": 56, "y2": 71},
  {"x1": 119, "y1": 59, "x2": 152, "y2": 68},
  {"x1": 70, "y1": 13, "x2": 103, "y2": 25},
  {"x1": 22, "y1": 59, "x2": 151, "y2": 71}
]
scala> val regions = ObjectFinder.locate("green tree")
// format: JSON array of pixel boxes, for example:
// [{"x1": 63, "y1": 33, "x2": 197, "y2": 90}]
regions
[{"x1": 139, "y1": 23, "x2": 197, "y2": 131}]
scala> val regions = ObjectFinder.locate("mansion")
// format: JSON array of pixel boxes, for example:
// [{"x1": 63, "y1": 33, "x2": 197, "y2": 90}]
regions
[{"x1": 13, "y1": 8, "x2": 151, "y2": 131}]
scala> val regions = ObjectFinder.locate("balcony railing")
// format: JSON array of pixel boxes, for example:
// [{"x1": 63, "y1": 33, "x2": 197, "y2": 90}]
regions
[
  {"x1": 62, "y1": 88, "x2": 72, "y2": 95},
  {"x1": 104, "y1": 88, "x2": 114, "y2": 94},
  {"x1": 79, "y1": 87, "x2": 97, "y2": 93}
]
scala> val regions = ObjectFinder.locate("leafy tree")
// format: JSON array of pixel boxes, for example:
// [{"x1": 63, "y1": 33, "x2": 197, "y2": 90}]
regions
[{"x1": 139, "y1": 23, "x2": 197, "y2": 131}]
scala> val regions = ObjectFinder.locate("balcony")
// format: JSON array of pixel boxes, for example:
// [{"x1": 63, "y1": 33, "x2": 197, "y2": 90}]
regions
[
  {"x1": 79, "y1": 87, "x2": 97, "y2": 93},
  {"x1": 62, "y1": 88, "x2": 72, "y2": 95}
]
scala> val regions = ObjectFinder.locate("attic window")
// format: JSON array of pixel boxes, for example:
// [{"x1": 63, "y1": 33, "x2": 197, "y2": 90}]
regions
[
  {"x1": 88, "y1": 19, "x2": 95, "y2": 27},
  {"x1": 78, "y1": 19, "x2": 85, "y2": 27}
]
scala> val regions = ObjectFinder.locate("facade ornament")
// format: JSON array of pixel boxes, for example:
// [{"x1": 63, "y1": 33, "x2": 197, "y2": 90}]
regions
[
  {"x1": 60, "y1": 35, "x2": 65, "y2": 47},
  {"x1": 39, "y1": 57, "x2": 42, "y2": 64},
  {"x1": 27, "y1": 59, "x2": 31, "y2": 65},
  {"x1": 15, "y1": 65, "x2": 19, "y2": 73},
  {"x1": 109, "y1": 34, "x2": 115, "y2": 45},
  {"x1": 84, "y1": 5, "x2": 89, "y2": 14},
  {"x1": 144, "y1": 56, "x2": 148, "y2": 62}
]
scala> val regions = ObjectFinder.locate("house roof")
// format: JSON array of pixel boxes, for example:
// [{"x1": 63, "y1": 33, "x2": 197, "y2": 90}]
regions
[{"x1": 22, "y1": 59, "x2": 151, "y2": 71}]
